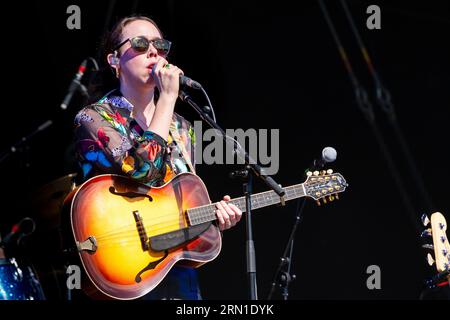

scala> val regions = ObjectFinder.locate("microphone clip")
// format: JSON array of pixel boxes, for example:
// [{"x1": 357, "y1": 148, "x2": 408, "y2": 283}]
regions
[
  {"x1": 0, "y1": 217, "x2": 36, "y2": 248},
  {"x1": 229, "y1": 169, "x2": 249, "y2": 179}
]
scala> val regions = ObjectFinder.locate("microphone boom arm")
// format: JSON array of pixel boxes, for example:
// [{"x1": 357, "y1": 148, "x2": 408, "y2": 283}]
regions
[{"x1": 178, "y1": 90, "x2": 285, "y2": 197}]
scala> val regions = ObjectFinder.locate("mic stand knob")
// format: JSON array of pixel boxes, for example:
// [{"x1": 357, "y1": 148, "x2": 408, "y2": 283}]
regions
[
  {"x1": 279, "y1": 271, "x2": 296, "y2": 287},
  {"x1": 277, "y1": 257, "x2": 296, "y2": 300},
  {"x1": 229, "y1": 167, "x2": 249, "y2": 179}
]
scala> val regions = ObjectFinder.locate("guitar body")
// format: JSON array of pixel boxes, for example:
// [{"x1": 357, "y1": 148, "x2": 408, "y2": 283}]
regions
[
  {"x1": 70, "y1": 173, "x2": 221, "y2": 300},
  {"x1": 67, "y1": 169, "x2": 348, "y2": 300}
]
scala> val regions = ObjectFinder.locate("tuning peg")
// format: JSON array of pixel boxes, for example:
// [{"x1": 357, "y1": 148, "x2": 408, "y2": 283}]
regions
[
  {"x1": 316, "y1": 200, "x2": 321, "y2": 206},
  {"x1": 313, "y1": 171, "x2": 319, "y2": 176},
  {"x1": 335, "y1": 194, "x2": 339, "y2": 200},
  {"x1": 326, "y1": 169, "x2": 333, "y2": 174},
  {"x1": 422, "y1": 244, "x2": 434, "y2": 250},
  {"x1": 328, "y1": 195, "x2": 335, "y2": 202},
  {"x1": 320, "y1": 170, "x2": 327, "y2": 176},
  {"x1": 306, "y1": 171, "x2": 312, "y2": 177},
  {"x1": 322, "y1": 197, "x2": 327, "y2": 204},
  {"x1": 421, "y1": 214, "x2": 430, "y2": 226},
  {"x1": 421, "y1": 229, "x2": 432, "y2": 238},
  {"x1": 427, "y1": 253, "x2": 435, "y2": 266}
]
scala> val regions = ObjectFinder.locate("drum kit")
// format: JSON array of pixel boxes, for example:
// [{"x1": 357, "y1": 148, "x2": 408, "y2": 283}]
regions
[{"x1": 0, "y1": 173, "x2": 78, "y2": 300}]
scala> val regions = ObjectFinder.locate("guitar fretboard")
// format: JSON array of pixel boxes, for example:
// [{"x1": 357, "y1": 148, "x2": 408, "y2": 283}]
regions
[{"x1": 187, "y1": 184, "x2": 306, "y2": 226}]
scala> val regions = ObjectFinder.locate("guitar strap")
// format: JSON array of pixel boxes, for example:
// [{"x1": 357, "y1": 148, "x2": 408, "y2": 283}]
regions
[{"x1": 169, "y1": 120, "x2": 195, "y2": 174}]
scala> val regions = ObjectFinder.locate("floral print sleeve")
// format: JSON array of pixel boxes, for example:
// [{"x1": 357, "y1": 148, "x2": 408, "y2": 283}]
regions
[{"x1": 74, "y1": 103, "x2": 168, "y2": 186}]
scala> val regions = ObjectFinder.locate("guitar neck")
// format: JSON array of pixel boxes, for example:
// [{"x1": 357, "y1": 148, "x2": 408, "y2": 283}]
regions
[{"x1": 187, "y1": 183, "x2": 306, "y2": 226}]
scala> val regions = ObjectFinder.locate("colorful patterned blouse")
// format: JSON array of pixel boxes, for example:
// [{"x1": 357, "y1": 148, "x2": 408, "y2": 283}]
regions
[
  {"x1": 74, "y1": 90, "x2": 196, "y2": 186},
  {"x1": 73, "y1": 90, "x2": 202, "y2": 300}
]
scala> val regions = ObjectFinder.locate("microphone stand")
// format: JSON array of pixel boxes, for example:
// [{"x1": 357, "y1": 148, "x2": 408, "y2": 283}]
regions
[
  {"x1": 267, "y1": 156, "x2": 332, "y2": 300},
  {"x1": 0, "y1": 120, "x2": 53, "y2": 182},
  {"x1": 0, "y1": 56, "x2": 96, "y2": 167},
  {"x1": 179, "y1": 90, "x2": 285, "y2": 300},
  {"x1": 267, "y1": 190, "x2": 306, "y2": 300}
]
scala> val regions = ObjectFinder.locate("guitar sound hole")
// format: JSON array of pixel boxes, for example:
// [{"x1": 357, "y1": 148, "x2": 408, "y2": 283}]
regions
[
  {"x1": 135, "y1": 251, "x2": 168, "y2": 283},
  {"x1": 109, "y1": 186, "x2": 153, "y2": 202}
]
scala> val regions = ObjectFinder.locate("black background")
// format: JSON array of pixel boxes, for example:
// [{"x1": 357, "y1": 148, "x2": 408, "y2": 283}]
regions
[{"x1": 0, "y1": 0, "x2": 449, "y2": 300}]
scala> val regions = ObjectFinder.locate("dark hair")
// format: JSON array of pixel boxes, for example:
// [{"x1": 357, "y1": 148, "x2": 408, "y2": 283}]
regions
[
  {"x1": 102, "y1": 15, "x2": 163, "y2": 59},
  {"x1": 88, "y1": 15, "x2": 164, "y2": 100}
]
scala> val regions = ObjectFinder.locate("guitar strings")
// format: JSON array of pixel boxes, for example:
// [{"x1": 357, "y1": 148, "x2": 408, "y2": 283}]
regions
[
  {"x1": 92, "y1": 194, "x2": 270, "y2": 241},
  {"x1": 95, "y1": 225, "x2": 219, "y2": 249},
  {"x1": 92, "y1": 205, "x2": 221, "y2": 241},
  {"x1": 91, "y1": 188, "x2": 302, "y2": 242},
  {"x1": 93, "y1": 196, "x2": 245, "y2": 240},
  {"x1": 90, "y1": 187, "x2": 302, "y2": 242},
  {"x1": 91, "y1": 197, "x2": 248, "y2": 240}
]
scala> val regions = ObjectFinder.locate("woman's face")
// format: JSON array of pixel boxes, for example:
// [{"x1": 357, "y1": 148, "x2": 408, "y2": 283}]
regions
[{"x1": 115, "y1": 20, "x2": 165, "y2": 88}]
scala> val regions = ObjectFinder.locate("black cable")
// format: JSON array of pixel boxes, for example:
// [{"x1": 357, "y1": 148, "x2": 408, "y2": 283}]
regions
[
  {"x1": 340, "y1": 0, "x2": 434, "y2": 214},
  {"x1": 318, "y1": 0, "x2": 421, "y2": 233}
]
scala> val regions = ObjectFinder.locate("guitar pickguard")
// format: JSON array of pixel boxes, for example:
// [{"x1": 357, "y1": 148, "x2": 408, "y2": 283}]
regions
[{"x1": 149, "y1": 222, "x2": 212, "y2": 252}]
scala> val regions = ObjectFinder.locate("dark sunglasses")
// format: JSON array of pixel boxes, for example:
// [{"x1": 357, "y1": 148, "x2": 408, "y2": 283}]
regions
[{"x1": 114, "y1": 36, "x2": 171, "y2": 56}]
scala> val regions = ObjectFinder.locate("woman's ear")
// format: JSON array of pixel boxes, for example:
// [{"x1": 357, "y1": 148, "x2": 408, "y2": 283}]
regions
[
  {"x1": 107, "y1": 51, "x2": 120, "y2": 78},
  {"x1": 107, "y1": 51, "x2": 120, "y2": 66}
]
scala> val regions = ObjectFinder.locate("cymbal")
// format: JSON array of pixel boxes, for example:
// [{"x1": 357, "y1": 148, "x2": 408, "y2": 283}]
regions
[{"x1": 31, "y1": 173, "x2": 77, "y2": 230}]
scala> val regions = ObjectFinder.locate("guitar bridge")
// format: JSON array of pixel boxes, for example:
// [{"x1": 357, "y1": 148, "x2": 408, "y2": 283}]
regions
[{"x1": 133, "y1": 210, "x2": 150, "y2": 251}]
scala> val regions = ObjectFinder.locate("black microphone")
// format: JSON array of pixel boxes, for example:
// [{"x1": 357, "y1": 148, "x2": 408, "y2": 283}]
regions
[
  {"x1": 60, "y1": 59, "x2": 88, "y2": 110},
  {"x1": 180, "y1": 75, "x2": 202, "y2": 89},
  {"x1": 150, "y1": 64, "x2": 203, "y2": 89},
  {"x1": 0, "y1": 217, "x2": 36, "y2": 248},
  {"x1": 311, "y1": 147, "x2": 337, "y2": 170}
]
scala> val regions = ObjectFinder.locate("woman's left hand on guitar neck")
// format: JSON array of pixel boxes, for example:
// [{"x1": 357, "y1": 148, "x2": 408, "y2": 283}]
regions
[{"x1": 215, "y1": 196, "x2": 242, "y2": 231}]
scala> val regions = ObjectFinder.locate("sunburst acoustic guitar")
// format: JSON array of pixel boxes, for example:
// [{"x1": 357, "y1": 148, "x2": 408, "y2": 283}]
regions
[{"x1": 69, "y1": 170, "x2": 348, "y2": 299}]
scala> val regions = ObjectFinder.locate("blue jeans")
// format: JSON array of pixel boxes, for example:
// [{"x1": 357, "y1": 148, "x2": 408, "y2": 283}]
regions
[{"x1": 141, "y1": 266, "x2": 202, "y2": 300}]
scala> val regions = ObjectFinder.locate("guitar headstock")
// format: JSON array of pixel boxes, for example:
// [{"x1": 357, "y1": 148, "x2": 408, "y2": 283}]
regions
[
  {"x1": 304, "y1": 169, "x2": 348, "y2": 205},
  {"x1": 422, "y1": 212, "x2": 450, "y2": 274}
]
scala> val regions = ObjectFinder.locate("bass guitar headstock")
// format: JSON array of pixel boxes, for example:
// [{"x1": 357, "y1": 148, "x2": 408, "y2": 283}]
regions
[{"x1": 421, "y1": 212, "x2": 450, "y2": 287}]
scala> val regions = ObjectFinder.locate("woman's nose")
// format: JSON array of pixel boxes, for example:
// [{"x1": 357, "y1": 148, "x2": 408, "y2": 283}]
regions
[{"x1": 147, "y1": 43, "x2": 158, "y2": 57}]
